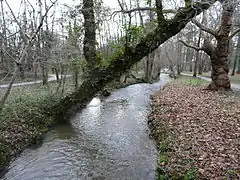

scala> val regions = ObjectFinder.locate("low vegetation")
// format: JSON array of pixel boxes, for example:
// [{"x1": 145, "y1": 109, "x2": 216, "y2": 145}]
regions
[
  {"x1": 183, "y1": 71, "x2": 240, "y2": 84},
  {"x1": 148, "y1": 77, "x2": 240, "y2": 179},
  {"x1": 0, "y1": 81, "x2": 74, "y2": 171}
]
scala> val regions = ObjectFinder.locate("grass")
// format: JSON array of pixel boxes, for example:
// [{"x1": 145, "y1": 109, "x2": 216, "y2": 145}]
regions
[
  {"x1": 183, "y1": 77, "x2": 206, "y2": 86},
  {"x1": 183, "y1": 71, "x2": 240, "y2": 84}
]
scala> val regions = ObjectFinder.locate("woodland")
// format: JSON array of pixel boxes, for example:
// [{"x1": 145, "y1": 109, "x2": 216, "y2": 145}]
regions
[{"x1": 0, "y1": 0, "x2": 240, "y2": 179}]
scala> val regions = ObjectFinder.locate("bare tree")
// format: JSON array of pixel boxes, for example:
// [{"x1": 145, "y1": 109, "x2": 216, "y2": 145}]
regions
[{"x1": 0, "y1": 0, "x2": 57, "y2": 112}]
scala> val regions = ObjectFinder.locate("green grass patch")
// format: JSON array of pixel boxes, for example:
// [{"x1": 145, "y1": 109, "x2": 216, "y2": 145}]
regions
[{"x1": 183, "y1": 77, "x2": 205, "y2": 86}]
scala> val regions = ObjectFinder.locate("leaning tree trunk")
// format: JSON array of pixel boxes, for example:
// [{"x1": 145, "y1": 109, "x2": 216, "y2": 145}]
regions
[{"x1": 52, "y1": 1, "x2": 214, "y2": 120}]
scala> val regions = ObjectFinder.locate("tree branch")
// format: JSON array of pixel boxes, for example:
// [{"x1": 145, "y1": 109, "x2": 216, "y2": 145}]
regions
[
  {"x1": 31, "y1": 0, "x2": 58, "y2": 40},
  {"x1": 155, "y1": 0, "x2": 165, "y2": 23},
  {"x1": 229, "y1": 28, "x2": 240, "y2": 39},
  {"x1": 5, "y1": 0, "x2": 27, "y2": 42},
  {"x1": 112, "y1": 7, "x2": 176, "y2": 15},
  {"x1": 192, "y1": 18, "x2": 217, "y2": 36},
  {"x1": 179, "y1": 40, "x2": 203, "y2": 51},
  {"x1": 0, "y1": 48, "x2": 20, "y2": 65}
]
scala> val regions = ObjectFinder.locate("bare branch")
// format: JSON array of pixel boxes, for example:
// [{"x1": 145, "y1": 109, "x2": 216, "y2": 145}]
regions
[
  {"x1": 229, "y1": 28, "x2": 240, "y2": 39},
  {"x1": 117, "y1": 0, "x2": 124, "y2": 11},
  {"x1": 192, "y1": 18, "x2": 217, "y2": 37},
  {"x1": 179, "y1": 40, "x2": 203, "y2": 51},
  {"x1": 31, "y1": 0, "x2": 58, "y2": 40},
  {"x1": 5, "y1": 0, "x2": 28, "y2": 41},
  {"x1": 112, "y1": 7, "x2": 176, "y2": 15},
  {"x1": 0, "y1": 48, "x2": 20, "y2": 65}
]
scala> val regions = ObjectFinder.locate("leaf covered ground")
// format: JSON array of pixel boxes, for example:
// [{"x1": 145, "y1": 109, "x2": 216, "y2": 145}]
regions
[{"x1": 148, "y1": 77, "x2": 240, "y2": 179}]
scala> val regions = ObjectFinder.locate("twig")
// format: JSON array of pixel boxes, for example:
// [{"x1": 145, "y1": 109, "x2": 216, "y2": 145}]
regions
[
  {"x1": 229, "y1": 28, "x2": 240, "y2": 39},
  {"x1": 179, "y1": 40, "x2": 203, "y2": 51}
]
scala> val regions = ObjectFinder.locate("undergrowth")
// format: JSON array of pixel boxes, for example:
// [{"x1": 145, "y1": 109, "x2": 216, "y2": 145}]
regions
[{"x1": 0, "y1": 83, "x2": 74, "y2": 171}]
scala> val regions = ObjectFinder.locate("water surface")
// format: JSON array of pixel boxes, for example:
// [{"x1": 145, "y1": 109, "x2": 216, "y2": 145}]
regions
[{"x1": 2, "y1": 74, "x2": 170, "y2": 180}]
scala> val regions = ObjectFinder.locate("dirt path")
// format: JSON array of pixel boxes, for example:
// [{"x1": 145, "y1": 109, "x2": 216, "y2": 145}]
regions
[{"x1": 0, "y1": 74, "x2": 71, "y2": 88}]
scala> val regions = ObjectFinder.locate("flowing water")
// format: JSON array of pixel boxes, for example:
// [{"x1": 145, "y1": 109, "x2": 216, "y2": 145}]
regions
[{"x1": 2, "y1": 74, "x2": 170, "y2": 180}]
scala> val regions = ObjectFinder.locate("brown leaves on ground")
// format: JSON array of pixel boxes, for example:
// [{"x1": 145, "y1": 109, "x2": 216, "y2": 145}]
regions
[{"x1": 149, "y1": 81, "x2": 240, "y2": 179}]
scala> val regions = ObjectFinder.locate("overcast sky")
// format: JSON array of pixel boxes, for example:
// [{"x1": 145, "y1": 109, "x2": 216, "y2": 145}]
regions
[{"x1": 6, "y1": 0, "x2": 119, "y2": 12}]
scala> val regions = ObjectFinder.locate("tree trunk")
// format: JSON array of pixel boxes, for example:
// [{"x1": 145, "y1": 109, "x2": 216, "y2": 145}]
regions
[
  {"x1": 207, "y1": 2, "x2": 233, "y2": 90},
  {"x1": 189, "y1": 58, "x2": 193, "y2": 72},
  {"x1": 209, "y1": 55, "x2": 230, "y2": 90},
  {"x1": 42, "y1": 66, "x2": 48, "y2": 85},
  {"x1": 82, "y1": 0, "x2": 97, "y2": 68},
  {"x1": 19, "y1": 64, "x2": 25, "y2": 79},
  {"x1": 145, "y1": 52, "x2": 155, "y2": 82},
  {"x1": 198, "y1": 51, "x2": 204, "y2": 74},
  {"x1": 235, "y1": 33, "x2": 240, "y2": 74},
  {"x1": 231, "y1": 54, "x2": 237, "y2": 76},
  {"x1": 193, "y1": 51, "x2": 199, "y2": 77},
  {"x1": 237, "y1": 55, "x2": 240, "y2": 74},
  {"x1": 55, "y1": 68, "x2": 60, "y2": 83},
  {"x1": 194, "y1": 28, "x2": 202, "y2": 77},
  {"x1": 177, "y1": 38, "x2": 182, "y2": 75}
]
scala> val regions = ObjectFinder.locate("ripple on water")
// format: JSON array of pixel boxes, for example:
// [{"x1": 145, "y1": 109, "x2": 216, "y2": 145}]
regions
[{"x1": 2, "y1": 74, "x2": 170, "y2": 180}]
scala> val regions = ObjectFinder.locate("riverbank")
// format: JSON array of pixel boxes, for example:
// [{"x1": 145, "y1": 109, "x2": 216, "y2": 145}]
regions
[
  {"x1": 0, "y1": 77, "x2": 143, "y2": 177},
  {"x1": 148, "y1": 77, "x2": 240, "y2": 179}
]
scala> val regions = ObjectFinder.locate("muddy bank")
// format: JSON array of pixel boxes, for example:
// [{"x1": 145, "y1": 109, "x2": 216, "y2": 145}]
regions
[{"x1": 148, "y1": 77, "x2": 240, "y2": 179}]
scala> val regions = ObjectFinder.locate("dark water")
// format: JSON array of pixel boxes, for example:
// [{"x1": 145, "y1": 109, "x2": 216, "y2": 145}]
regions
[{"x1": 2, "y1": 74, "x2": 170, "y2": 180}]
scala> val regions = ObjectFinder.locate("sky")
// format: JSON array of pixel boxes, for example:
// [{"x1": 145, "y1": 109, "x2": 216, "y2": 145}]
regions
[
  {"x1": 6, "y1": 0, "x2": 119, "y2": 12},
  {"x1": 4, "y1": 0, "x2": 120, "y2": 36}
]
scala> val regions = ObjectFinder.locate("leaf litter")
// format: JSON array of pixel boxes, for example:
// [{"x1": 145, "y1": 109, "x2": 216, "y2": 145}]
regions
[{"x1": 148, "y1": 80, "x2": 240, "y2": 179}]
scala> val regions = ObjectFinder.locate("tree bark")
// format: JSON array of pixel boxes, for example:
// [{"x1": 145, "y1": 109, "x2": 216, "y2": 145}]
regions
[
  {"x1": 207, "y1": 3, "x2": 233, "y2": 90},
  {"x1": 82, "y1": 0, "x2": 97, "y2": 68}
]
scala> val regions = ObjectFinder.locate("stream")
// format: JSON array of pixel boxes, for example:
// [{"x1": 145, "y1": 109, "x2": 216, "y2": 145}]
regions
[{"x1": 2, "y1": 74, "x2": 170, "y2": 180}]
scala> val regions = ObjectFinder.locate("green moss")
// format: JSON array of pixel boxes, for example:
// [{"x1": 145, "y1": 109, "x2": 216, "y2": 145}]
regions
[{"x1": 158, "y1": 154, "x2": 169, "y2": 164}]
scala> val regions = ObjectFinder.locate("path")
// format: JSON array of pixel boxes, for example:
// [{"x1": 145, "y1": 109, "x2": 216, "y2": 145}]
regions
[
  {"x1": 0, "y1": 74, "x2": 71, "y2": 88},
  {"x1": 182, "y1": 73, "x2": 240, "y2": 90}
]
